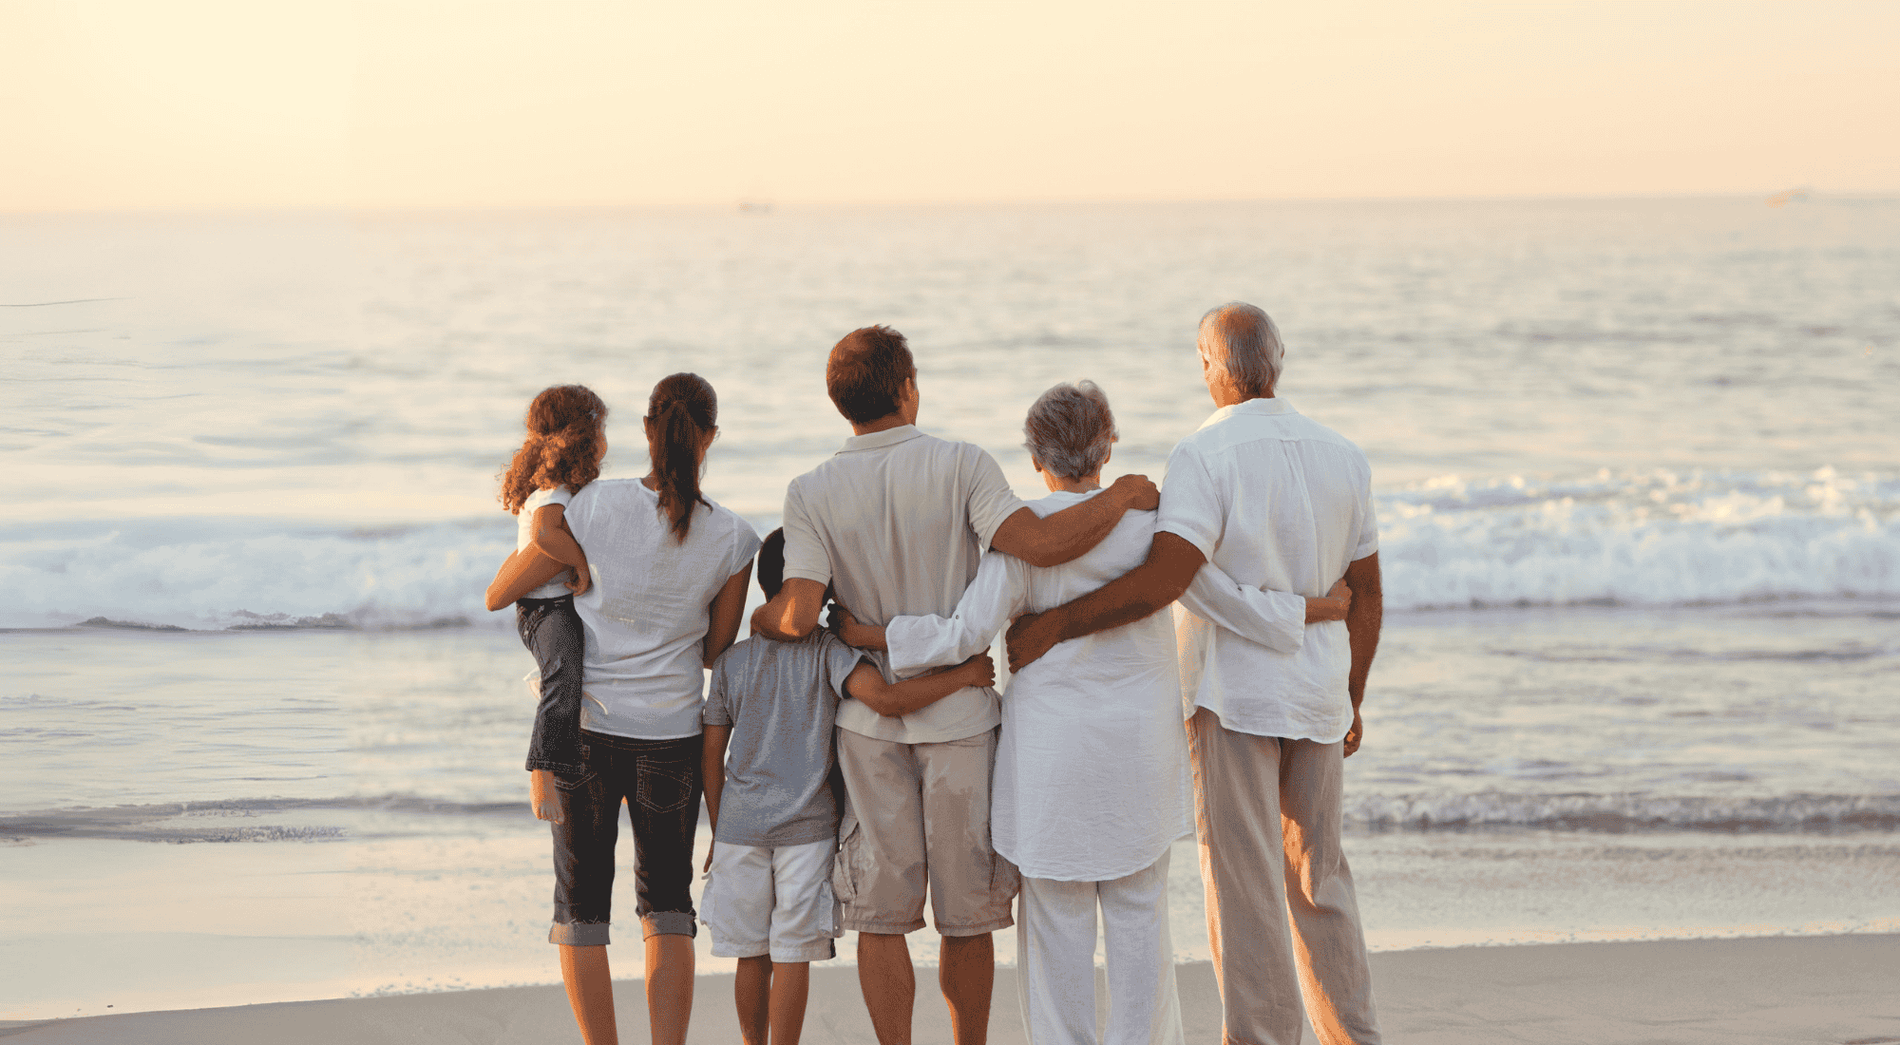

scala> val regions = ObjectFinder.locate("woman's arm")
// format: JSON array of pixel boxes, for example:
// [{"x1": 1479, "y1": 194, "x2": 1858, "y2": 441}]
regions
[
  {"x1": 880, "y1": 552, "x2": 1027, "y2": 675},
  {"x1": 844, "y1": 654, "x2": 996, "y2": 719},
  {"x1": 702, "y1": 564, "x2": 753, "y2": 668},
  {"x1": 1177, "y1": 563, "x2": 1350, "y2": 654},
  {"x1": 485, "y1": 548, "x2": 568, "y2": 612},
  {"x1": 527, "y1": 504, "x2": 591, "y2": 595}
]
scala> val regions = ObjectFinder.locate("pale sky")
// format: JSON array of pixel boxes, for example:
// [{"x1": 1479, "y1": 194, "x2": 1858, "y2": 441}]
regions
[{"x1": 3, "y1": 0, "x2": 1897, "y2": 210}]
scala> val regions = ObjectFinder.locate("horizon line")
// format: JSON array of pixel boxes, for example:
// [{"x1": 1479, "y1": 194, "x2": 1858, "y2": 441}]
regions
[{"x1": 5, "y1": 189, "x2": 1895, "y2": 219}]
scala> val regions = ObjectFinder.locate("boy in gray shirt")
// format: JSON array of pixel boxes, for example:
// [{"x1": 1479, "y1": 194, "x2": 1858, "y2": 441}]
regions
[{"x1": 700, "y1": 529, "x2": 994, "y2": 1045}]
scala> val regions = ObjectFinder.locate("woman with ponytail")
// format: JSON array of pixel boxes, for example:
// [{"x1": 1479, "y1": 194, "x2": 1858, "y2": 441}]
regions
[{"x1": 487, "y1": 372, "x2": 759, "y2": 1045}]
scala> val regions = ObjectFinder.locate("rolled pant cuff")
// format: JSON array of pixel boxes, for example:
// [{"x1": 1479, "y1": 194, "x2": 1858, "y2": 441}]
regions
[
  {"x1": 641, "y1": 911, "x2": 699, "y2": 939},
  {"x1": 549, "y1": 920, "x2": 611, "y2": 946},
  {"x1": 771, "y1": 940, "x2": 837, "y2": 962},
  {"x1": 840, "y1": 915, "x2": 929, "y2": 935},
  {"x1": 935, "y1": 914, "x2": 1013, "y2": 937}
]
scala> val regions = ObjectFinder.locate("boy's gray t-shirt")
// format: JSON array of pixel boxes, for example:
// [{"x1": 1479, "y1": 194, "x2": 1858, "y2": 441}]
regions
[{"x1": 702, "y1": 630, "x2": 867, "y2": 848}]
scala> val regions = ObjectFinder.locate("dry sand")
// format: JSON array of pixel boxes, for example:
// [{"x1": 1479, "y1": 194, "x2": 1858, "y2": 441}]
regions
[{"x1": 3, "y1": 933, "x2": 1895, "y2": 1044}]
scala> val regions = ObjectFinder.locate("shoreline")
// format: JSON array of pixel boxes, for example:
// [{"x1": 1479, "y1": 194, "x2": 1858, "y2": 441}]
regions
[{"x1": 5, "y1": 933, "x2": 1897, "y2": 1044}]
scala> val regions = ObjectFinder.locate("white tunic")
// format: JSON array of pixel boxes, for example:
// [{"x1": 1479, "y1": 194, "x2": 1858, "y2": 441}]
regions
[{"x1": 886, "y1": 488, "x2": 1305, "y2": 881}]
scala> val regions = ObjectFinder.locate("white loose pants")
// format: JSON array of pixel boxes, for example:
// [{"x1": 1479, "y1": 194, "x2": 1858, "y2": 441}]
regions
[{"x1": 1015, "y1": 850, "x2": 1185, "y2": 1045}]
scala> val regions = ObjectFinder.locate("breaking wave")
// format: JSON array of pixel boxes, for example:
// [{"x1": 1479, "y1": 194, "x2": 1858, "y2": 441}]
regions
[{"x1": 1, "y1": 467, "x2": 1894, "y2": 630}]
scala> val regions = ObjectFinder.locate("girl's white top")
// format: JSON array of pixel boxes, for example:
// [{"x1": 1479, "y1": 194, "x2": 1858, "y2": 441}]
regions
[
  {"x1": 884, "y1": 489, "x2": 1209, "y2": 881},
  {"x1": 563, "y1": 479, "x2": 761, "y2": 740},
  {"x1": 515, "y1": 486, "x2": 578, "y2": 600}
]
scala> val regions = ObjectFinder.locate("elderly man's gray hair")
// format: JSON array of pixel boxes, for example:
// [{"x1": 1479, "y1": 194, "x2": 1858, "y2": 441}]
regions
[
  {"x1": 1023, "y1": 380, "x2": 1118, "y2": 482},
  {"x1": 1199, "y1": 302, "x2": 1285, "y2": 399}
]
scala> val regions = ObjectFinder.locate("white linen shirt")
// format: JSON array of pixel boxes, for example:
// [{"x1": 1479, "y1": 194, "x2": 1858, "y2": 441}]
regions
[
  {"x1": 564, "y1": 479, "x2": 762, "y2": 740},
  {"x1": 781, "y1": 425, "x2": 1022, "y2": 745},
  {"x1": 884, "y1": 490, "x2": 1205, "y2": 881},
  {"x1": 1158, "y1": 398, "x2": 1378, "y2": 742}
]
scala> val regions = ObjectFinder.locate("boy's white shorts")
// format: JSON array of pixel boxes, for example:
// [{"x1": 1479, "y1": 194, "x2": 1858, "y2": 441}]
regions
[{"x1": 700, "y1": 838, "x2": 843, "y2": 962}]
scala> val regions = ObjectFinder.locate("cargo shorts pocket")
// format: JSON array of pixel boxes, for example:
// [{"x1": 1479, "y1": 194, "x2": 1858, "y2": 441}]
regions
[
  {"x1": 831, "y1": 813, "x2": 862, "y2": 905},
  {"x1": 817, "y1": 877, "x2": 843, "y2": 938}
]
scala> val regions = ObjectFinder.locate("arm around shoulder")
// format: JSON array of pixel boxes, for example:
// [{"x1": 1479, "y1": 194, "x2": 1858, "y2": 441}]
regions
[
  {"x1": 988, "y1": 474, "x2": 1158, "y2": 568},
  {"x1": 1004, "y1": 529, "x2": 1204, "y2": 670}
]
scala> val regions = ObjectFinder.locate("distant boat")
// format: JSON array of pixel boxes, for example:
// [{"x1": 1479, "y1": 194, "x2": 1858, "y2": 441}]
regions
[
  {"x1": 1764, "y1": 186, "x2": 1812, "y2": 207},
  {"x1": 737, "y1": 200, "x2": 774, "y2": 215}
]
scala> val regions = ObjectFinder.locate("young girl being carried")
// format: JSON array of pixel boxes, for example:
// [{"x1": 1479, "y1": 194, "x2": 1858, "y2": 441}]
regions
[{"x1": 486, "y1": 384, "x2": 608, "y2": 823}]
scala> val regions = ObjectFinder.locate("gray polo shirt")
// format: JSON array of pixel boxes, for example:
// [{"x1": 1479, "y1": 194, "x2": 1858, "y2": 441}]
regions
[
  {"x1": 780, "y1": 425, "x2": 1024, "y2": 744},
  {"x1": 702, "y1": 631, "x2": 867, "y2": 848}
]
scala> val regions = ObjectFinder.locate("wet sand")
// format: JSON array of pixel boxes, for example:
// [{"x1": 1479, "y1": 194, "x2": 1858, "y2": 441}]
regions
[{"x1": 5, "y1": 933, "x2": 1896, "y2": 1044}]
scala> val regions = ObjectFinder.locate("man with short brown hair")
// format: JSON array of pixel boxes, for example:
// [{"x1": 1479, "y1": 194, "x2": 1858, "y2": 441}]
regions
[{"x1": 753, "y1": 324, "x2": 1159, "y2": 1045}]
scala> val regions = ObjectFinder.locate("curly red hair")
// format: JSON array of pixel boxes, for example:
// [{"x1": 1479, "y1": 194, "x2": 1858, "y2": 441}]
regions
[{"x1": 498, "y1": 385, "x2": 609, "y2": 514}]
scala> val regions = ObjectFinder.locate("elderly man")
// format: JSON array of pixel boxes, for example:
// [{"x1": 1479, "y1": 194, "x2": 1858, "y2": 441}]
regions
[
  {"x1": 1008, "y1": 303, "x2": 1384, "y2": 1045},
  {"x1": 752, "y1": 326, "x2": 1159, "y2": 1045}
]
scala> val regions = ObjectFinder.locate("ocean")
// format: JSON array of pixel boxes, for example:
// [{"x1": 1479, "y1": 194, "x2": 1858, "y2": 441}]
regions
[{"x1": 3, "y1": 198, "x2": 1897, "y2": 1019}]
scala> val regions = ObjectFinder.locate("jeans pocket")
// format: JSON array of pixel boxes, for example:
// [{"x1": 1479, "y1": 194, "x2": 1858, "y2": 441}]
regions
[
  {"x1": 636, "y1": 762, "x2": 695, "y2": 814},
  {"x1": 554, "y1": 769, "x2": 597, "y2": 792}
]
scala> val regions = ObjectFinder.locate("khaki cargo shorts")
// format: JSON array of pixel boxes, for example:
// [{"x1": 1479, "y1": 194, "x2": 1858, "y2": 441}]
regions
[{"x1": 832, "y1": 727, "x2": 1019, "y2": 936}]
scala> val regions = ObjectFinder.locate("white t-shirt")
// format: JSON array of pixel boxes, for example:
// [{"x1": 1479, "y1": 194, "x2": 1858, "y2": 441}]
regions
[
  {"x1": 563, "y1": 478, "x2": 762, "y2": 740},
  {"x1": 780, "y1": 425, "x2": 1024, "y2": 745},
  {"x1": 1158, "y1": 397, "x2": 1379, "y2": 742},
  {"x1": 515, "y1": 486, "x2": 578, "y2": 600}
]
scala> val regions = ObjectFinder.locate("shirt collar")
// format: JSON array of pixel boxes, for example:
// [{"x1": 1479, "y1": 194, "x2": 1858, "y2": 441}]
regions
[
  {"x1": 1199, "y1": 396, "x2": 1297, "y2": 431},
  {"x1": 838, "y1": 424, "x2": 926, "y2": 454}
]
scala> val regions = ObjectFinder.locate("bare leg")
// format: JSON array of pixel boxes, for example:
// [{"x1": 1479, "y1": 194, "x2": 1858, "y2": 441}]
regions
[
  {"x1": 771, "y1": 961, "x2": 813, "y2": 1045},
  {"x1": 645, "y1": 934, "x2": 696, "y2": 1045},
  {"x1": 559, "y1": 944, "x2": 619, "y2": 1045},
  {"x1": 858, "y1": 931, "x2": 916, "y2": 1044},
  {"x1": 734, "y1": 955, "x2": 772, "y2": 1045},
  {"x1": 940, "y1": 932, "x2": 995, "y2": 1045}
]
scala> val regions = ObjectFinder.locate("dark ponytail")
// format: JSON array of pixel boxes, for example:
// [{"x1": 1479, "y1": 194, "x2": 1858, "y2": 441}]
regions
[{"x1": 646, "y1": 373, "x2": 717, "y2": 541}]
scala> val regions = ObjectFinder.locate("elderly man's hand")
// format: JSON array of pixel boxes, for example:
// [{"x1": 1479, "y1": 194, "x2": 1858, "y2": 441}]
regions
[
  {"x1": 1343, "y1": 707, "x2": 1365, "y2": 757},
  {"x1": 1006, "y1": 611, "x2": 1060, "y2": 671},
  {"x1": 1306, "y1": 579, "x2": 1352, "y2": 623},
  {"x1": 1108, "y1": 473, "x2": 1159, "y2": 512}
]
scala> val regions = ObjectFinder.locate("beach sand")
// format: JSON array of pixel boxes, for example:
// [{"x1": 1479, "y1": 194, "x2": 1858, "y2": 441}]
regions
[{"x1": 3, "y1": 933, "x2": 1894, "y2": 1044}]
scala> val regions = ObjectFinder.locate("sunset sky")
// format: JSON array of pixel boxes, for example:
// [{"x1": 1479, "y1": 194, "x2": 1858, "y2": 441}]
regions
[{"x1": 3, "y1": 0, "x2": 1897, "y2": 210}]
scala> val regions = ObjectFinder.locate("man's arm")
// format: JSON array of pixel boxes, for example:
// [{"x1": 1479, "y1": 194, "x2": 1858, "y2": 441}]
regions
[
  {"x1": 750, "y1": 577, "x2": 827, "y2": 641},
  {"x1": 1005, "y1": 531, "x2": 1206, "y2": 670},
  {"x1": 844, "y1": 654, "x2": 996, "y2": 719},
  {"x1": 1342, "y1": 552, "x2": 1381, "y2": 758},
  {"x1": 484, "y1": 548, "x2": 567, "y2": 612},
  {"x1": 988, "y1": 474, "x2": 1158, "y2": 568}
]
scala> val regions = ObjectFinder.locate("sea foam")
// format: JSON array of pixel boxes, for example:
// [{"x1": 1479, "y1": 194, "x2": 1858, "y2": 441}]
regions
[{"x1": 1, "y1": 468, "x2": 1893, "y2": 631}]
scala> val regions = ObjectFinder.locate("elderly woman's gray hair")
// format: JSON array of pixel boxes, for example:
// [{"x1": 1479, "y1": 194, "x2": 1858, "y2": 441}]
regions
[
  {"x1": 1023, "y1": 380, "x2": 1117, "y2": 481},
  {"x1": 1199, "y1": 302, "x2": 1285, "y2": 399}
]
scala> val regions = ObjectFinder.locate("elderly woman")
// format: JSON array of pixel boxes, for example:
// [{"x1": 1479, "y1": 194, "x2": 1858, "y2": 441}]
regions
[{"x1": 838, "y1": 381, "x2": 1336, "y2": 1045}]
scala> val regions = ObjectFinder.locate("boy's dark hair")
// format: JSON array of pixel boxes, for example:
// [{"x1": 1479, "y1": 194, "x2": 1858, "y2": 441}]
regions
[
  {"x1": 757, "y1": 528, "x2": 786, "y2": 601},
  {"x1": 826, "y1": 325, "x2": 917, "y2": 424}
]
